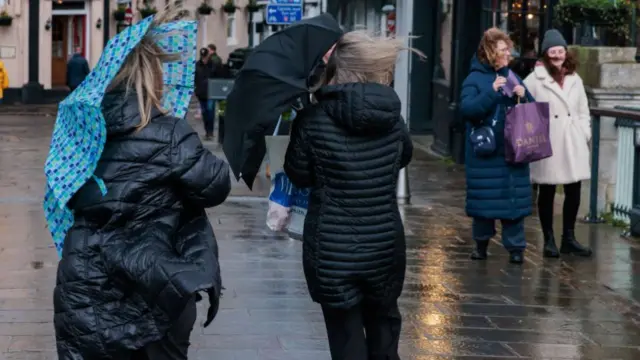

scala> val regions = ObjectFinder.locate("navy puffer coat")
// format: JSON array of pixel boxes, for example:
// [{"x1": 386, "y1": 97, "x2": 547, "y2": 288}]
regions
[
  {"x1": 54, "y1": 90, "x2": 230, "y2": 359},
  {"x1": 460, "y1": 56, "x2": 534, "y2": 220}
]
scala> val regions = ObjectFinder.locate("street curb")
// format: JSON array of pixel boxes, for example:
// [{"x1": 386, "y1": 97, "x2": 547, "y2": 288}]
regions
[
  {"x1": 412, "y1": 141, "x2": 445, "y2": 160},
  {"x1": 0, "y1": 104, "x2": 201, "y2": 118},
  {"x1": 0, "y1": 112, "x2": 57, "y2": 117}
]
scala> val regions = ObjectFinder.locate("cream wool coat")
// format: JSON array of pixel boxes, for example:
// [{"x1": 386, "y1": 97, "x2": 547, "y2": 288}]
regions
[{"x1": 523, "y1": 65, "x2": 591, "y2": 185}]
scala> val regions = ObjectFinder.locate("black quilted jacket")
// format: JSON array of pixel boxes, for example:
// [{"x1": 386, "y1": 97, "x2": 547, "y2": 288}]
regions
[
  {"x1": 53, "y1": 91, "x2": 231, "y2": 359},
  {"x1": 284, "y1": 83, "x2": 413, "y2": 309}
]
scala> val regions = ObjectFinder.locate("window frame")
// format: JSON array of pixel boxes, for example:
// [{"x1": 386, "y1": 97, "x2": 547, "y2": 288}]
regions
[{"x1": 226, "y1": 13, "x2": 237, "y2": 46}]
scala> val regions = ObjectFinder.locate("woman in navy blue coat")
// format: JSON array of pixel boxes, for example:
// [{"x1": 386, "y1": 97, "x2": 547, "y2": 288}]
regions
[{"x1": 460, "y1": 28, "x2": 535, "y2": 264}]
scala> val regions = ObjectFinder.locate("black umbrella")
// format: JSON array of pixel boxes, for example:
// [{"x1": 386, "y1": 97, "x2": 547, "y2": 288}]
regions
[{"x1": 223, "y1": 13, "x2": 343, "y2": 189}]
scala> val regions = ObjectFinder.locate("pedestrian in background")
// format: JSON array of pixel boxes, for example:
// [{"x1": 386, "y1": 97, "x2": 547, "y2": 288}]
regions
[
  {"x1": 208, "y1": 43, "x2": 223, "y2": 66},
  {"x1": 284, "y1": 31, "x2": 415, "y2": 360},
  {"x1": 460, "y1": 28, "x2": 535, "y2": 264},
  {"x1": 524, "y1": 29, "x2": 593, "y2": 258},
  {"x1": 49, "y1": 8, "x2": 229, "y2": 359},
  {"x1": 195, "y1": 47, "x2": 216, "y2": 140},
  {"x1": 0, "y1": 59, "x2": 8, "y2": 104},
  {"x1": 66, "y1": 46, "x2": 90, "y2": 92}
]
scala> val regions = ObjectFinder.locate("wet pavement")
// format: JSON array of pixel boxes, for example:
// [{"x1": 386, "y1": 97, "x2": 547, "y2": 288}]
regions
[{"x1": 1, "y1": 114, "x2": 640, "y2": 359}]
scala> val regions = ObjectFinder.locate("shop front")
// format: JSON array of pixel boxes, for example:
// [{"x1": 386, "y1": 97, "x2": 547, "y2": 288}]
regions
[
  {"x1": 10, "y1": 0, "x2": 251, "y2": 104},
  {"x1": 1, "y1": 0, "x2": 105, "y2": 103},
  {"x1": 427, "y1": 0, "x2": 560, "y2": 162}
]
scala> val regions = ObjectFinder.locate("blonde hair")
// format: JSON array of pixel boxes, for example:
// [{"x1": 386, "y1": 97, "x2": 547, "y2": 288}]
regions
[
  {"x1": 477, "y1": 27, "x2": 513, "y2": 68},
  {"x1": 323, "y1": 31, "x2": 425, "y2": 86},
  {"x1": 109, "y1": 5, "x2": 184, "y2": 130}
]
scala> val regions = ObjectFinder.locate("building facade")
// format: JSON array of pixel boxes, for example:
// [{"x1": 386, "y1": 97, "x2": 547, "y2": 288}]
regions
[
  {"x1": 428, "y1": 0, "x2": 562, "y2": 162},
  {"x1": 326, "y1": 0, "x2": 399, "y2": 36},
  {"x1": 0, "y1": 0, "x2": 258, "y2": 104},
  {"x1": 330, "y1": 0, "x2": 639, "y2": 163},
  {"x1": 427, "y1": 0, "x2": 639, "y2": 162}
]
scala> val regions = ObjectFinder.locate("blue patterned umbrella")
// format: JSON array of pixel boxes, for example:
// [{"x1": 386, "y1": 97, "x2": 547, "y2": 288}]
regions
[{"x1": 43, "y1": 16, "x2": 198, "y2": 257}]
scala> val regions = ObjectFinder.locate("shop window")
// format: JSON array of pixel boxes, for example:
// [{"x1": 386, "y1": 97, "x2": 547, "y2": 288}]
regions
[
  {"x1": 52, "y1": 20, "x2": 64, "y2": 59},
  {"x1": 481, "y1": 0, "x2": 548, "y2": 78},
  {"x1": 637, "y1": 29, "x2": 640, "y2": 62},
  {"x1": 52, "y1": 1, "x2": 85, "y2": 11},
  {"x1": 433, "y1": 0, "x2": 454, "y2": 83}
]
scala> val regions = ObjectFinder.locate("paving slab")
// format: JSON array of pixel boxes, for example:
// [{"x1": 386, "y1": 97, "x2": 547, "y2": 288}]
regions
[{"x1": 0, "y1": 114, "x2": 639, "y2": 359}]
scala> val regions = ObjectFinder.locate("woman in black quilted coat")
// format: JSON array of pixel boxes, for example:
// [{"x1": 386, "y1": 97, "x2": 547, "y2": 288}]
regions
[
  {"x1": 284, "y1": 31, "x2": 415, "y2": 360},
  {"x1": 53, "y1": 11, "x2": 231, "y2": 360}
]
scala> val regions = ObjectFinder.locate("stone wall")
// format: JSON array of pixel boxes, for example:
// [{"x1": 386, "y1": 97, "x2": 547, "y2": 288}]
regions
[{"x1": 569, "y1": 46, "x2": 640, "y2": 217}]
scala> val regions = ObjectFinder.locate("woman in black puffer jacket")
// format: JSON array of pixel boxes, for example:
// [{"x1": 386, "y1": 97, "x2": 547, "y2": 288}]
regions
[
  {"x1": 52, "y1": 10, "x2": 231, "y2": 360},
  {"x1": 284, "y1": 31, "x2": 416, "y2": 360}
]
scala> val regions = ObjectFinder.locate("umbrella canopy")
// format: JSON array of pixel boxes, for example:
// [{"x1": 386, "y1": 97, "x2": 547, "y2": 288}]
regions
[
  {"x1": 223, "y1": 13, "x2": 343, "y2": 189},
  {"x1": 43, "y1": 16, "x2": 197, "y2": 257}
]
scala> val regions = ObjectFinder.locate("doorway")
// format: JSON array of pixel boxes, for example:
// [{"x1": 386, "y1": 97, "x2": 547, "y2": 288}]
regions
[{"x1": 51, "y1": 15, "x2": 87, "y2": 88}]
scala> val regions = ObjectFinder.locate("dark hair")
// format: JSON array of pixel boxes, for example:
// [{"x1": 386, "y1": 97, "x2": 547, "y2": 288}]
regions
[
  {"x1": 199, "y1": 47, "x2": 209, "y2": 59},
  {"x1": 477, "y1": 28, "x2": 513, "y2": 67},
  {"x1": 541, "y1": 49, "x2": 578, "y2": 83},
  {"x1": 208, "y1": 44, "x2": 217, "y2": 52}
]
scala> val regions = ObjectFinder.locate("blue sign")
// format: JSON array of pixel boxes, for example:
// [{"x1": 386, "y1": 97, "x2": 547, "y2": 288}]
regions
[
  {"x1": 266, "y1": 4, "x2": 303, "y2": 25},
  {"x1": 269, "y1": 0, "x2": 302, "y2": 4}
]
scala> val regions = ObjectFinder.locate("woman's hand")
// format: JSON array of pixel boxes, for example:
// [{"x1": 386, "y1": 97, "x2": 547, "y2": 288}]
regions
[
  {"x1": 493, "y1": 76, "x2": 507, "y2": 92},
  {"x1": 513, "y1": 85, "x2": 526, "y2": 98}
]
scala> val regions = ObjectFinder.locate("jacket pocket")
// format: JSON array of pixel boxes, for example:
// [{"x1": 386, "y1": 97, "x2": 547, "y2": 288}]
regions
[{"x1": 570, "y1": 120, "x2": 589, "y2": 145}]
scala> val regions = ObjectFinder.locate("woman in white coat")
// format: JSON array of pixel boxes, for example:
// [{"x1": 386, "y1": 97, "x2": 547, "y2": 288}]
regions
[{"x1": 523, "y1": 29, "x2": 593, "y2": 259}]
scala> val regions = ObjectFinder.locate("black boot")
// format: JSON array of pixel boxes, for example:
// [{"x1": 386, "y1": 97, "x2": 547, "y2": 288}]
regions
[
  {"x1": 509, "y1": 251, "x2": 524, "y2": 264},
  {"x1": 560, "y1": 229, "x2": 593, "y2": 257},
  {"x1": 470, "y1": 241, "x2": 489, "y2": 260},
  {"x1": 542, "y1": 230, "x2": 560, "y2": 258}
]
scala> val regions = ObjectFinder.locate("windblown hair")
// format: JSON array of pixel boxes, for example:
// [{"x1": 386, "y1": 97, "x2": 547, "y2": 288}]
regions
[
  {"x1": 541, "y1": 49, "x2": 578, "y2": 82},
  {"x1": 109, "y1": 5, "x2": 184, "y2": 130},
  {"x1": 323, "y1": 31, "x2": 425, "y2": 87},
  {"x1": 477, "y1": 27, "x2": 513, "y2": 68}
]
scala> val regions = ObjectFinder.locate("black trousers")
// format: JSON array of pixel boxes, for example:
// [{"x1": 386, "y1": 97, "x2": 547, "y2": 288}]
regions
[
  {"x1": 537, "y1": 182, "x2": 581, "y2": 233},
  {"x1": 130, "y1": 297, "x2": 197, "y2": 360},
  {"x1": 321, "y1": 299, "x2": 402, "y2": 360},
  {"x1": 198, "y1": 99, "x2": 215, "y2": 136}
]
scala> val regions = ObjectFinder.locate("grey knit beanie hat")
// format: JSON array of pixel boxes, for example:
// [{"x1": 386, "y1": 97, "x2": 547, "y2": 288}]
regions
[{"x1": 541, "y1": 29, "x2": 568, "y2": 54}]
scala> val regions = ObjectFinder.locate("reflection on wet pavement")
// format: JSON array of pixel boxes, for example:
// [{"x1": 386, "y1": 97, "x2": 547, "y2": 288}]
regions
[{"x1": 1, "y1": 115, "x2": 640, "y2": 359}]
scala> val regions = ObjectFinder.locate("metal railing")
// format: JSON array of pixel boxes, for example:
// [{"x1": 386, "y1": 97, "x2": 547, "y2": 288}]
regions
[
  {"x1": 612, "y1": 106, "x2": 640, "y2": 225},
  {"x1": 587, "y1": 107, "x2": 640, "y2": 231}
]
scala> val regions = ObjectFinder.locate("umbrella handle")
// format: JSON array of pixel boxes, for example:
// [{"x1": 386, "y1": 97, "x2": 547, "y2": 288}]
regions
[
  {"x1": 273, "y1": 116, "x2": 282, "y2": 136},
  {"x1": 285, "y1": 109, "x2": 298, "y2": 136}
]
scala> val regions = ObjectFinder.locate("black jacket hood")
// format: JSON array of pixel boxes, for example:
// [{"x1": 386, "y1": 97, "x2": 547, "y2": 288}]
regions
[
  {"x1": 101, "y1": 90, "x2": 164, "y2": 136},
  {"x1": 314, "y1": 83, "x2": 402, "y2": 135}
]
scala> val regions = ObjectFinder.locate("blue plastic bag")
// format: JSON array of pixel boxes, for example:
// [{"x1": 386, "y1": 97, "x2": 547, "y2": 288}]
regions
[
  {"x1": 265, "y1": 111, "x2": 309, "y2": 234},
  {"x1": 266, "y1": 171, "x2": 293, "y2": 231},
  {"x1": 268, "y1": 171, "x2": 293, "y2": 207}
]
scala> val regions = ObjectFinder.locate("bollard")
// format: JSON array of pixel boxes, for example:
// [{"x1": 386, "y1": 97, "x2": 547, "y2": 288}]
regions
[
  {"x1": 217, "y1": 115, "x2": 225, "y2": 145},
  {"x1": 395, "y1": 28, "x2": 413, "y2": 205},
  {"x1": 397, "y1": 167, "x2": 410, "y2": 205},
  {"x1": 586, "y1": 114, "x2": 602, "y2": 223}
]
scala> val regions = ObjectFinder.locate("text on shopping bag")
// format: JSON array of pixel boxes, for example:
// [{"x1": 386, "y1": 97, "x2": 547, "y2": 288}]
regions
[{"x1": 287, "y1": 185, "x2": 309, "y2": 236}]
